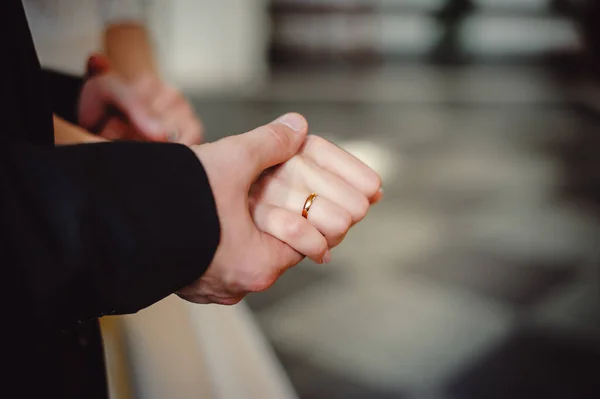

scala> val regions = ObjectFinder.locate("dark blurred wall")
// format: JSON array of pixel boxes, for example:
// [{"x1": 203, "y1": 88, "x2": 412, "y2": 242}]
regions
[
  {"x1": 571, "y1": 1, "x2": 600, "y2": 58},
  {"x1": 268, "y1": 0, "x2": 581, "y2": 67}
]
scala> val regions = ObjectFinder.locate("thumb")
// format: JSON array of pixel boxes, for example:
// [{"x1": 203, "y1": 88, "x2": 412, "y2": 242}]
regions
[{"x1": 237, "y1": 113, "x2": 308, "y2": 180}]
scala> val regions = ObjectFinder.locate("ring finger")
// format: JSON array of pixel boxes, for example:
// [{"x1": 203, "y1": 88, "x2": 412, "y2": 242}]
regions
[
  {"x1": 275, "y1": 156, "x2": 370, "y2": 224},
  {"x1": 253, "y1": 179, "x2": 353, "y2": 248},
  {"x1": 252, "y1": 203, "x2": 330, "y2": 264}
]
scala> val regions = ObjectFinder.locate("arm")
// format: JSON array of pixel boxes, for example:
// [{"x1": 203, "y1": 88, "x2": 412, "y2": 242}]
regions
[
  {"x1": 100, "y1": 0, "x2": 156, "y2": 82},
  {"x1": 104, "y1": 21, "x2": 156, "y2": 82},
  {"x1": 2, "y1": 141, "x2": 220, "y2": 328},
  {"x1": 97, "y1": 0, "x2": 203, "y2": 144}
]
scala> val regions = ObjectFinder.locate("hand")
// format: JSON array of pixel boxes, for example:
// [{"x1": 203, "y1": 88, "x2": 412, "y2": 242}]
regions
[
  {"x1": 78, "y1": 55, "x2": 203, "y2": 145},
  {"x1": 178, "y1": 113, "x2": 313, "y2": 305},
  {"x1": 249, "y1": 135, "x2": 382, "y2": 263}
]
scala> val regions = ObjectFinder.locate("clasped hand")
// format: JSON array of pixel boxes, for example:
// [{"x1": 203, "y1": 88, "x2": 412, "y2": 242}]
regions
[
  {"x1": 181, "y1": 114, "x2": 381, "y2": 305},
  {"x1": 78, "y1": 64, "x2": 382, "y2": 305}
]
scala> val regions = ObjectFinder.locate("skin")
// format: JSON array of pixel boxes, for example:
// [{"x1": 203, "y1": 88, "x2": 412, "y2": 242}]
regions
[
  {"x1": 180, "y1": 113, "x2": 383, "y2": 305},
  {"x1": 54, "y1": 21, "x2": 202, "y2": 145},
  {"x1": 103, "y1": 22, "x2": 157, "y2": 82},
  {"x1": 53, "y1": 115, "x2": 107, "y2": 145},
  {"x1": 102, "y1": 22, "x2": 203, "y2": 145},
  {"x1": 57, "y1": 85, "x2": 383, "y2": 304},
  {"x1": 52, "y1": 23, "x2": 383, "y2": 305}
]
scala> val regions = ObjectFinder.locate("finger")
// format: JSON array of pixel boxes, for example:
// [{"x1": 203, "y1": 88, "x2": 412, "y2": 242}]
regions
[
  {"x1": 253, "y1": 203, "x2": 330, "y2": 264},
  {"x1": 236, "y1": 113, "x2": 308, "y2": 181},
  {"x1": 253, "y1": 179, "x2": 352, "y2": 248},
  {"x1": 370, "y1": 188, "x2": 384, "y2": 205},
  {"x1": 160, "y1": 99, "x2": 203, "y2": 145},
  {"x1": 131, "y1": 74, "x2": 161, "y2": 99},
  {"x1": 240, "y1": 234, "x2": 305, "y2": 295},
  {"x1": 150, "y1": 85, "x2": 181, "y2": 115},
  {"x1": 164, "y1": 119, "x2": 202, "y2": 145},
  {"x1": 163, "y1": 119, "x2": 202, "y2": 145},
  {"x1": 176, "y1": 119, "x2": 203, "y2": 145},
  {"x1": 101, "y1": 75, "x2": 166, "y2": 140},
  {"x1": 300, "y1": 135, "x2": 382, "y2": 201},
  {"x1": 278, "y1": 156, "x2": 371, "y2": 224}
]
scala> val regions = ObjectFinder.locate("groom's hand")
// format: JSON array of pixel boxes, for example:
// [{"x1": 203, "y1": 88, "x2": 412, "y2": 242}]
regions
[{"x1": 178, "y1": 113, "x2": 313, "y2": 305}]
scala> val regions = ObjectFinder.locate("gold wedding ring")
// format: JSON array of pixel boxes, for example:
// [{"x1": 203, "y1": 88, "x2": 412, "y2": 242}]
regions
[{"x1": 302, "y1": 193, "x2": 318, "y2": 219}]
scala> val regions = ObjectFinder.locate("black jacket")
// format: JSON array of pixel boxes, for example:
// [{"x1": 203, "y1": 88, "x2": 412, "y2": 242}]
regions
[{"x1": 1, "y1": 1, "x2": 220, "y2": 397}]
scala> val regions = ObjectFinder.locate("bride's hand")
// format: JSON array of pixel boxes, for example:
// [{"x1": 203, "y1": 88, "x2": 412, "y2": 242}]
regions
[{"x1": 250, "y1": 133, "x2": 382, "y2": 264}]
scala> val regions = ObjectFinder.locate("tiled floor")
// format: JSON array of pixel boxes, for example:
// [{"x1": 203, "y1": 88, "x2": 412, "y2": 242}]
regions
[{"x1": 190, "y1": 65, "x2": 600, "y2": 399}]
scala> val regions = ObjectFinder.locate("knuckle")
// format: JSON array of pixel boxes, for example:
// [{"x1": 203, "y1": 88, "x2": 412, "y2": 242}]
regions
[
  {"x1": 328, "y1": 232, "x2": 347, "y2": 248},
  {"x1": 301, "y1": 135, "x2": 324, "y2": 154},
  {"x1": 304, "y1": 134, "x2": 324, "y2": 150},
  {"x1": 350, "y1": 196, "x2": 370, "y2": 223},
  {"x1": 364, "y1": 172, "x2": 383, "y2": 198},
  {"x1": 222, "y1": 269, "x2": 244, "y2": 293},
  {"x1": 331, "y1": 210, "x2": 353, "y2": 237},
  {"x1": 282, "y1": 216, "x2": 305, "y2": 239}
]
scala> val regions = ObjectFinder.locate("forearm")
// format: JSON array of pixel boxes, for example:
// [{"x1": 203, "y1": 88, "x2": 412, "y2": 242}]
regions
[
  {"x1": 54, "y1": 115, "x2": 107, "y2": 145},
  {"x1": 2, "y1": 141, "x2": 219, "y2": 327},
  {"x1": 103, "y1": 22, "x2": 157, "y2": 82}
]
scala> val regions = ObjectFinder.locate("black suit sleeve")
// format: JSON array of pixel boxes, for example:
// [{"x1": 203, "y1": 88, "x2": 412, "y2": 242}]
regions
[
  {"x1": 1, "y1": 140, "x2": 220, "y2": 328},
  {"x1": 41, "y1": 69, "x2": 84, "y2": 125}
]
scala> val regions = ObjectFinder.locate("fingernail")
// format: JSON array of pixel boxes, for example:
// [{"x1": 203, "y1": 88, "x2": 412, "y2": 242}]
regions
[
  {"x1": 321, "y1": 250, "x2": 332, "y2": 264},
  {"x1": 276, "y1": 113, "x2": 306, "y2": 133}
]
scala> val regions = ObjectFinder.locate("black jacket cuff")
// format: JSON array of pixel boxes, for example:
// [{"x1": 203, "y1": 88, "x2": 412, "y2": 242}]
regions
[{"x1": 41, "y1": 69, "x2": 84, "y2": 125}]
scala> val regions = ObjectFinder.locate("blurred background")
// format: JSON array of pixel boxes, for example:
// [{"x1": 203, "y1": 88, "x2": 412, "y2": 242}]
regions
[{"x1": 34, "y1": 0, "x2": 600, "y2": 398}]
